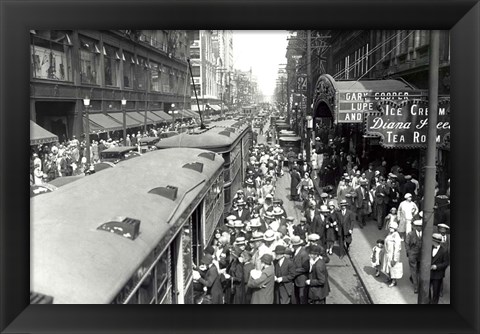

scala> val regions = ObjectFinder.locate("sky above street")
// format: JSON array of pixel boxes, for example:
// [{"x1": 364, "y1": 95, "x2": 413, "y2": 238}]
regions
[{"x1": 232, "y1": 30, "x2": 289, "y2": 99}]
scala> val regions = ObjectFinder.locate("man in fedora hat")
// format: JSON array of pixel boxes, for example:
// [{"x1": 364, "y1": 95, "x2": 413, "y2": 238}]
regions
[
  {"x1": 374, "y1": 176, "x2": 391, "y2": 229},
  {"x1": 306, "y1": 245, "x2": 330, "y2": 304},
  {"x1": 334, "y1": 199, "x2": 356, "y2": 258},
  {"x1": 405, "y1": 219, "x2": 423, "y2": 294},
  {"x1": 247, "y1": 253, "x2": 275, "y2": 304},
  {"x1": 293, "y1": 217, "x2": 310, "y2": 242},
  {"x1": 355, "y1": 178, "x2": 370, "y2": 228},
  {"x1": 197, "y1": 254, "x2": 223, "y2": 304},
  {"x1": 430, "y1": 233, "x2": 450, "y2": 304},
  {"x1": 273, "y1": 245, "x2": 296, "y2": 304},
  {"x1": 291, "y1": 236, "x2": 310, "y2": 304},
  {"x1": 228, "y1": 248, "x2": 246, "y2": 304},
  {"x1": 233, "y1": 199, "x2": 250, "y2": 223}
]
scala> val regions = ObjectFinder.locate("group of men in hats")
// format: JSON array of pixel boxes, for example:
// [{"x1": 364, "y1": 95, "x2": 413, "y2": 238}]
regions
[{"x1": 192, "y1": 143, "x2": 331, "y2": 304}]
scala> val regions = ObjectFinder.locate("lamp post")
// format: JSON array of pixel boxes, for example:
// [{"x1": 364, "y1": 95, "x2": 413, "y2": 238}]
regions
[
  {"x1": 294, "y1": 102, "x2": 299, "y2": 134},
  {"x1": 169, "y1": 103, "x2": 178, "y2": 128},
  {"x1": 306, "y1": 115, "x2": 313, "y2": 166},
  {"x1": 121, "y1": 97, "x2": 127, "y2": 146},
  {"x1": 82, "y1": 97, "x2": 91, "y2": 165}
]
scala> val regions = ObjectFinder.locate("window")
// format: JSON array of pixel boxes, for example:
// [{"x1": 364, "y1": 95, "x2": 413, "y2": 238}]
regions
[
  {"x1": 191, "y1": 66, "x2": 200, "y2": 77},
  {"x1": 162, "y1": 65, "x2": 170, "y2": 93},
  {"x1": 79, "y1": 36, "x2": 100, "y2": 85},
  {"x1": 169, "y1": 69, "x2": 177, "y2": 94},
  {"x1": 123, "y1": 51, "x2": 134, "y2": 88},
  {"x1": 150, "y1": 62, "x2": 161, "y2": 92},
  {"x1": 104, "y1": 44, "x2": 119, "y2": 87},
  {"x1": 135, "y1": 56, "x2": 147, "y2": 90},
  {"x1": 31, "y1": 30, "x2": 72, "y2": 81}
]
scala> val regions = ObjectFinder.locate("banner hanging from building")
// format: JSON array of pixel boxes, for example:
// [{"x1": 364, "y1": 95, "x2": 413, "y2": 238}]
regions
[{"x1": 364, "y1": 98, "x2": 450, "y2": 149}]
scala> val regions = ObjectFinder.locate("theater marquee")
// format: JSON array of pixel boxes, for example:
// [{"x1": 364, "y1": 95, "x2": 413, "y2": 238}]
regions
[{"x1": 364, "y1": 99, "x2": 450, "y2": 148}]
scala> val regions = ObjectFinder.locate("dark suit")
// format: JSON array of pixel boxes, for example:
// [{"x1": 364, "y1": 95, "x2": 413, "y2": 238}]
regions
[
  {"x1": 430, "y1": 245, "x2": 450, "y2": 304},
  {"x1": 274, "y1": 257, "x2": 296, "y2": 304},
  {"x1": 308, "y1": 258, "x2": 330, "y2": 304},
  {"x1": 374, "y1": 184, "x2": 390, "y2": 228},
  {"x1": 197, "y1": 264, "x2": 223, "y2": 304},
  {"x1": 243, "y1": 262, "x2": 255, "y2": 304},
  {"x1": 234, "y1": 209, "x2": 250, "y2": 222},
  {"x1": 405, "y1": 230, "x2": 422, "y2": 290},
  {"x1": 293, "y1": 223, "x2": 311, "y2": 241},
  {"x1": 228, "y1": 258, "x2": 245, "y2": 304},
  {"x1": 334, "y1": 209, "x2": 356, "y2": 256},
  {"x1": 311, "y1": 214, "x2": 328, "y2": 248},
  {"x1": 354, "y1": 186, "x2": 369, "y2": 226},
  {"x1": 292, "y1": 246, "x2": 310, "y2": 304}
]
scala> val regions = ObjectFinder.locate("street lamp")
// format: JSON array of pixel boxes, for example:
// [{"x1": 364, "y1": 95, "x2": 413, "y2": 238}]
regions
[
  {"x1": 306, "y1": 115, "x2": 313, "y2": 165},
  {"x1": 82, "y1": 96, "x2": 91, "y2": 165},
  {"x1": 294, "y1": 102, "x2": 299, "y2": 134},
  {"x1": 169, "y1": 103, "x2": 178, "y2": 126},
  {"x1": 121, "y1": 97, "x2": 127, "y2": 146}
]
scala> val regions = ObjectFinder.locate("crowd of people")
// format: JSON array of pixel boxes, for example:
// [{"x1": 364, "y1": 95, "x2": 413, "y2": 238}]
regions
[
  {"x1": 192, "y1": 118, "x2": 450, "y2": 305},
  {"x1": 29, "y1": 120, "x2": 196, "y2": 185}
]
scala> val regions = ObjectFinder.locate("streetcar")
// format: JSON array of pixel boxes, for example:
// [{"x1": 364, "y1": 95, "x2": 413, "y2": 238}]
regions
[
  {"x1": 31, "y1": 148, "x2": 225, "y2": 304},
  {"x1": 155, "y1": 119, "x2": 253, "y2": 213}
]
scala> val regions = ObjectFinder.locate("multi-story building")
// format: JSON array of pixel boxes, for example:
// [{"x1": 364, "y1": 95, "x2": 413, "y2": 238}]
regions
[
  {"x1": 232, "y1": 69, "x2": 258, "y2": 108},
  {"x1": 30, "y1": 30, "x2": 191, "y2": 142},
  {"x1": 187, "y1": 30, "x2": 234, "y2": 115},
  {"x1": 320, "y1": 30, "x2": 450, "y2": 190}
]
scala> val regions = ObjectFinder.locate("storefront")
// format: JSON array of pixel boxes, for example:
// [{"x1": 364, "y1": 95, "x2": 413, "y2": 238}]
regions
[{"x1": 312, "y1": 74, "x2": 450, "y2": 189}]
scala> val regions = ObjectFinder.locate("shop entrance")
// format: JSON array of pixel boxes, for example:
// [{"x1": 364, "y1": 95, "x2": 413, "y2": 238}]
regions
[{"x1": 35, "y1": 101, "x2": 76, "y2": 143}]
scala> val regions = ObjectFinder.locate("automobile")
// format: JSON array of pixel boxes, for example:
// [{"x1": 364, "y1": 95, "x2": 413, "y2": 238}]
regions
[
  {"x1": 99, "y1": 146, "x2": 141, "y2": 164},
  {"x1": 138, "y1": 136, "x2": 160, "y2": 153},
  {"x1": 158, "y1": 131, "x2": 179, "y2": 139}
]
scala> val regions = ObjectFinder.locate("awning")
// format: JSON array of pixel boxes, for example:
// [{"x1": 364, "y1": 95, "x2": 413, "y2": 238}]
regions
[
  {"x1": 191, "y1": 104, "x2": 206, "y2": 112},
  {"x1": 83, "y1": 116, "x2": 104, "y2": 133},
  {"x1": 107, "y1": 112, "x2": 142, "y2": 128},
  {"x1": 208, "y1": 104, "x2": 221, "y2": 111},
  {"x1": 312, "y1": 74, "x2": 418, "y2": 124},
  {"x1": 127, "y1": 112, "x2": 155, "y2": 125},
  {"x1": 152, "y1": 110, "x2": 173, "y2": 122},
  {"x1": 147, "y1": 111, "x2": 164, "y2": 123},
  {"x1": 88, "y1": 113, "x2": 123, "y2": 131},
  {"x1": 30, "y1": 121, "x2": 58, "y2": 145}
]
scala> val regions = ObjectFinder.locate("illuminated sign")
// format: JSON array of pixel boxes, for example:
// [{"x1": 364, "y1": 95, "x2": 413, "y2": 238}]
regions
[{"x1": 365, "y1": 99, "x2": 450, "y2": 148}]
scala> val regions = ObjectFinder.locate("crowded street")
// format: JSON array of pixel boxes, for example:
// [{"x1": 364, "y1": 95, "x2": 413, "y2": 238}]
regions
[{"x1": 29, "y1": 30, "x2": 450, "y2": 305}]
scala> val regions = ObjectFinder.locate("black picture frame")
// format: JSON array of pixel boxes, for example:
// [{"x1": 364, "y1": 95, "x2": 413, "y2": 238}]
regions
[{"x1": 1, "y1": 0, "x2": 479, "y2": 333}]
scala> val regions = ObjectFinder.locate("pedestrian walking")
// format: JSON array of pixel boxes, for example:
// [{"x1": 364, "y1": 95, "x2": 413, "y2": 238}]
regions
[
  {"x1": 306, "y1": 245, "x2": 330, "y2": 304},
  {"x1": 371, "y1": 239, "x2": 385, "y2": 277},
  {"x1": 381, "y1": 221, "x2": 403, "y2": 287},
  {"x1": 273, "y1": 245, "x2": 296, "y2": 304},
  {"x1": 430, "y1": 233, "x2": 450, "y2": 304},
  {"x1": 405, "y1": 219, "x2": 423, "y2": 294},
  {"x1": 247, "y1": 253, "x2": 275, "y2": 304}
]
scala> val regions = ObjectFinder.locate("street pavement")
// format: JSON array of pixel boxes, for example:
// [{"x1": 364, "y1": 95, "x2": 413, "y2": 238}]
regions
[{"x1": 256, "y1": 121, "x2": 450, "y2": 304}]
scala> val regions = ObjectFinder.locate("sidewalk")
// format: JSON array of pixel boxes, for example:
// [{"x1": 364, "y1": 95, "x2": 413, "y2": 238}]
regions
[{"x1": 312, "y1": 178, "x2": 450, "y2": 304}]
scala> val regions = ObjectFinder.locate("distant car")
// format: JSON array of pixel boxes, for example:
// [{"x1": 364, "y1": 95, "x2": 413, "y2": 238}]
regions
[
  {"x1": 158, "y1": 131, "x2": 179, "y2": 139},
  {"x1": 100, "y1": 146, "x2": 141, "y2": 164},
  {"x1": 138, "y1": 136, "x2": 160, "y2": 153}
]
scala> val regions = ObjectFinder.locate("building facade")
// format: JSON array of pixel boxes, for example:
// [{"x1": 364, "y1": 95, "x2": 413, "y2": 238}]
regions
[
  {"x1": 30, "y1": 30, "x2": 191, "y2": 142},
  {"x1": 187, "y1": 30, "x2": 234, "y2": 115}
]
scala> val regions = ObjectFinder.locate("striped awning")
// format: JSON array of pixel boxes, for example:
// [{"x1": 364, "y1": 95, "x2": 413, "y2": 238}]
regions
[
  {"x1": 88, "y1": 113, "x2": 123, "y2": 131},
  {"x1": 107, "y1": 112, "x2": 142, "y2": 128},
  {"x1": 151, "y1": 110, "x2": 173, "y2": 122},
  {"x1": 83, "y1": 116, "x2": 105, "y2": 134},
  {"x1": 30, "y1": 121, "x2": 58, "y2": 145},
  {"x1": 147, "y1": 111, "x2": 164, "y2": 123}
]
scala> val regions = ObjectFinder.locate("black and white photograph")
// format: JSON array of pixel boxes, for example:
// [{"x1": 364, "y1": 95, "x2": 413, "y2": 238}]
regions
[{"x1": 29, "y1": 29, "x2": 451, "y2": 305}]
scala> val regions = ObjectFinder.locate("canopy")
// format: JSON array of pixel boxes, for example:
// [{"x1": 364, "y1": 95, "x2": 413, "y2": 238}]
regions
[
  {"x1": 208, "y1": 104, "x2": 221, "y2": 112},
  {"x1": 30, "y1": 121, "x2": 58, "y2": 145},
  {"x1": 107, "y1": 112, "x2": 142, "y2": 128},
  {"x1": 191, "y1": 104, "x2": 206, "y2": 112},
  {"x1": 83, "y1": 117, "x2": 105, "y2": 134},
  {"x1": 151, "y1": 110, "x2": 173, "y2": 122},
  {"x1": 147, "y1": 111, "x2": 164, "y2": 123},
  {"x1": 88, "y1": 113, "x2": 123, "y2": 132},
  {"x1": 127, "y1": 112, "x2": 155, "y2": 125},
  {"x1": 312, "y1": 74, "x2": 418, "y2": 124}
]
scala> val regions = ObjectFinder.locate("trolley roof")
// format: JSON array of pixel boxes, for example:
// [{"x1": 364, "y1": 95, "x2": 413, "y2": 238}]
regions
[
  {"x1": 155, "y1": 119, "x2": 251, "y2": 153},
  {"x1": 31, "y1": 148, "x2": 224, "y2": 304}
]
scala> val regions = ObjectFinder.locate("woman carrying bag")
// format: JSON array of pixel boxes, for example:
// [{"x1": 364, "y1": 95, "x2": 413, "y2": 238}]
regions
[{"x1": 381, "y1": 221, "x2": 403, "y2": 287}]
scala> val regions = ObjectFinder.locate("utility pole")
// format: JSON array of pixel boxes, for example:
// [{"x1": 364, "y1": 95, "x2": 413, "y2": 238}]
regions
[
  {"x1": 418, "y1": 30, "x2": 440, "y2": 304},
  {"x1": 306, "y1": 29, "x2": 312, "y2": 165}
]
